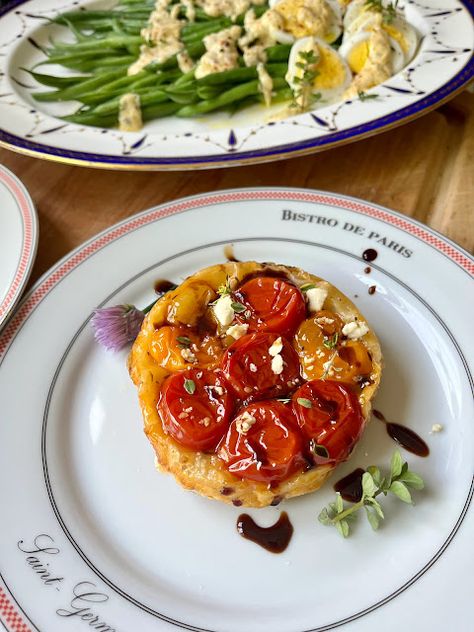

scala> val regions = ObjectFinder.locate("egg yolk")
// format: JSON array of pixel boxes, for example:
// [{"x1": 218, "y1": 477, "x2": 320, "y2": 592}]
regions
[
  {"x1": 346, "y1": 40, "x2": 370, "y2": 73},
  {"x1": 313, "y1": 44, "x2": 347, "y2": 89}
]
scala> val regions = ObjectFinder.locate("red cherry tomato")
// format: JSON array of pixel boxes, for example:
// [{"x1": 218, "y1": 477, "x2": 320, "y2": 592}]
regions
[
  {"x1": 218, "y1": 401, "x2": 305, "y2": 483},
  {"x1": 221, "y1": 332, "x2": 301, "y2": 401},
  {"x1": 233, "y1": 276, "x2": 306, "y2": 337},
  {"x1": 292, "y1": 380, "x2": 364, "y2": 464},
  {"x1": 157, "y1": 368, "x2": 234, "y2": 452}
]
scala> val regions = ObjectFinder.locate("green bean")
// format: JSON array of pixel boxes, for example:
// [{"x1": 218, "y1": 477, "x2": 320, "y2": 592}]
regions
[
  {"x1": 196, "y1": 63, "x2": 287, "y2": 87},
  {"x1": 32, "y1": 69, "x2": 126, "y2": 102},
  {"x1": 22, "y1": 68, "x2": 90, "y2": 88},
  {"x1": 266, "y1": 44, "x2": 292, "y2": 62},
  {"x1": 50, "y1": 35, "x2": 141, "y2": 54},
  {"x1": 78, "y1": 74, "x2": 160, "y2": 105}
]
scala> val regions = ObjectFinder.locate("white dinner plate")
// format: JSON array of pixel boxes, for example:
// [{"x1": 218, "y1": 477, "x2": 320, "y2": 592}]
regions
[
  {"x1": 0, "y1": 163, "x2": 38, "y2": 330},
  {"x1": 0, "y1": 0, "x2": 473, "y2": 169},
  {"x1": 0, "y1": 188, "x2": 472, "y2": 632}
]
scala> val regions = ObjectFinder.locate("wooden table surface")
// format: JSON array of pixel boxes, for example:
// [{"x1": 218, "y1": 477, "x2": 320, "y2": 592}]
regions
[{"x1": 2, "y1": 92, "x2": 473, "y2": 288}]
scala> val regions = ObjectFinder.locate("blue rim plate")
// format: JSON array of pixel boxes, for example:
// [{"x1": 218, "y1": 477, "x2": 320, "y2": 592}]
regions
[{"x1": 0, "y1": 0, "x2": 473, "y2": 169}]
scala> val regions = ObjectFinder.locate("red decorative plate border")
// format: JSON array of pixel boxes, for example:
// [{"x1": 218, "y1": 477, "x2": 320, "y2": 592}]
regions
[
  {"x1": 0, "y1": 166, "x2": 38, "y2": 327},
  {"x1": 0, "y1": 187, "x2": 472, "y2": 631}
]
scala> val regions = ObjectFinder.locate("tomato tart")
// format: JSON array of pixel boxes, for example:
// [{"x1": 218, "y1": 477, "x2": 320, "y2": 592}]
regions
[{"x1": 129, "y1": 261, "x2": 382, "y2": 508}]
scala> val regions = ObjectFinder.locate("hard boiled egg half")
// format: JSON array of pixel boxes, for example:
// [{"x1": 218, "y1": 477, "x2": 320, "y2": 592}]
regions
[
  {"x1": 286, "y1": 37, "x2": 352, "y2": 101},
  {"x1": 269, "y1": 0, "x2": 343, "y2": 44},
  {"x1": 339, "y1": 26, "x2": 406, "y2": 75}
]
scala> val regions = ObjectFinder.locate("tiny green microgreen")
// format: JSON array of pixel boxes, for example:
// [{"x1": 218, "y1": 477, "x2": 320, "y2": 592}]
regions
[
  {"x1": 290, "y1": 49, "x2": 321, "y2": 112},
  {"x1": 357, "y1": 90, "x2": 380, "y2": 101},
  {"x1": 300, "y1": 283, "x2": 316, "y2": 292},
  {"x1": 364, "y1": 0, "x2": 398, "y2": 23},
  {"x1": 176, "y1": 336, "x2": 192, "y2": 348},
  {"x1": 297, "y1": 397, "x2": 313, "y2": 409},
  {"x1": 184, "y1": 379, "x2": 196, "y2": 395},
  {"x1": 217, "y1": 276, "x2": 233, "y2": 297},
  {"x1": 317, "y1": 450, "x2": 424, "y2": 537},
  {"x1": 323, "y1": 333, "x2": 339, "y2": 350},
  {"x1": 231, "y1": 301, "x2": 246, "y2": 313}
]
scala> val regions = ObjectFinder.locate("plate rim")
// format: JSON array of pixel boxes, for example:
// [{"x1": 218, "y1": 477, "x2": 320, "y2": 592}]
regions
[
  {"x1": 0, "y1": 164, "x2": 38, "y2": 330},
  {"x1": 0, "y1": 187, "x2": 473, "y2": 632},
  {"x1": 0, "y1": 0, "x2": 473, "y2": 170}
]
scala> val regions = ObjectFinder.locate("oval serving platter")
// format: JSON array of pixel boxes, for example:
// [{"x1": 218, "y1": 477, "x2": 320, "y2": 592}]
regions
[
  {"x1": 0, "y1": 0, "x2": 473, "y2": 170},
  {"x1": 0, "y1": 188, "x2": 472, "y2": 632}
]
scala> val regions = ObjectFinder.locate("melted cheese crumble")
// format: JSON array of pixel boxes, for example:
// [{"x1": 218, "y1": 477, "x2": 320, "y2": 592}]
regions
[
  {"x1": 342, "y1": 321, "x2": 369, "y2": 340},
  {"x1": 236, "y1": 411, "x2": 257, "y2": 434}
]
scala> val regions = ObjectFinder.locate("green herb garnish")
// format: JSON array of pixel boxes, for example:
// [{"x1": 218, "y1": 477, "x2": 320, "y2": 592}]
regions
[
  {"x1": 297, "y1": 397, "x2": 313, "y2": 408},
  {"x1": 364, "y1": 0, "x2": 399, "y2": 23},
  {"x1": 291, "y1": 49, "x2": 321, "y2": 112},
  {"x1": 177, "y1": 336, "x2": 192, "y2": 348},
  {"x1": 358, "y1": 91, "x2": 380, "y2": 101},
  {"x1": 184, "y1": 379, "x2": 196, "y2": 395},
  {"x1": 217, "y1": 276, "x2": 233, "y2": 297},
  {"x1": 323, "y1": 333, "x2": 339, "y2": 350},
  {"x1": 300, "y1": 283, "x2": 316, "y2": 292},
  {"x1": 318, "y1": 450, "x2": 424, "y2": 537},
  {"x1": 231, "y1": 301, "x2": 246, "y2": 313}
]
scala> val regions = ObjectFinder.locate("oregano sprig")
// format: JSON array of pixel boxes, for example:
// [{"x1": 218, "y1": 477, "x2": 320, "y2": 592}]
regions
[{"x1": 318, "y1": 450, "x2": 424, "y2": 537}]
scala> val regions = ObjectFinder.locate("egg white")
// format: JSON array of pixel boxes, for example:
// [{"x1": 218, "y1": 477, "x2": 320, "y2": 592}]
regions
[
  {"x1": 286, "y1": 36, "x2": 352, "y2": 101},
  {"x1": 339, "y1": 28, "x2": 406, "y2": 75}
]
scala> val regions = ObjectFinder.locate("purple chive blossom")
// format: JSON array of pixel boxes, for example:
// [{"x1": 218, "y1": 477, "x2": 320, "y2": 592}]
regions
[{"x1": 91, "y1": 304, "x2": 145, "y2": 351}]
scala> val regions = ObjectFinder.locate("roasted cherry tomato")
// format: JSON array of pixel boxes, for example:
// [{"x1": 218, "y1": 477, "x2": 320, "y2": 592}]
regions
[
  {"x1": 233, "y1": 276, "x2": 306, "y2": 337},
  {"x1": 150, "y1": 325, "x2": 223, "y2": 371},
  {"x1": 292, "y1": 380, "x2": 364, "y2": 464},
  {"x1": 221, "y1": 332, "x2": 301, "y2": 401},
  {"x1": 218, "y1": 401, "x2": 305, "y2": 483},
  {"x1": 295, "y1": 311, "x2": 372, "y2": 383},
  {"x1": 157, "y1": 368, "x2": 234, "y2": 451}
]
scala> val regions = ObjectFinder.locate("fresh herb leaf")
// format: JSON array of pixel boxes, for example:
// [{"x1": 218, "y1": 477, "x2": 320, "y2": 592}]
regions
[
  {"x1": 300, "y1": 283, "x2": 316, "y2": 292},
  {"x1": 297, "y1": 397, "x2": 313, "y2": 408},
  {"x1": 217, "y1": 276, "x2": 233, "y2": 297},
  {"x1": 290, "y1": 48, "x2": 321, "y2": 112},
  {"x1": 231, "y1": 302, "x2": 246, "y2": 313},
  {"x1": 317, "y1": 450, "x2": 424, "y2": 537},
  {"x1": 177, "y1": 335, "x2": 192, "y2": 348},
  {"x1": 358, "y1": 90, "x2": 380, "y2": 101},
  {"x1": 184, "y1": 379, "x2": 196, "y2": 395},
  {"x1": 364, "y1": 0, "x2": 398, "y2": 23},
  {"x1": 323, "y1": 333, "x2": 339, "y2": 350},
  {"x1": 389, "y1": 481, "x2": 412, "y2": 504}
]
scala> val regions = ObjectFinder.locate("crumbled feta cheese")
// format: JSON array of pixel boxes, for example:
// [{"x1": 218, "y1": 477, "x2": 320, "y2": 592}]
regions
[
  {"x1": 306, "y1": 287, "x2": 328, "y2": 312},
  {"x1": 180, "y1": 347, "x2": 197, "y2": 363},
  {"x1": 271, "y1": 354, "x2": 284, "y2": 375},
  {"x1": 236, "y1": 411, "x2": 257, "y2": 434},
  {"x1": 430, "y1": 423, "x2": 444, "y2": 433},
  {"x1": 199, "y1": 417, "x2": 211, "y2": 427},
  {"x1": 316, "y1": 316, "x2": 334, "y2": 325},
  {"x1": 213, "y1": 294, "x2": 235, "y2": 327},
  {"x1": 227, "y1": 323, "x2": 249, "y2": 340},
  {"x1": 269, "y1": 337, "x2": 283, "y2": 357},
  {"x1": 249, "y1": 363, "x2": 257, "y2": 372},
  {"x1": 342, "y1": 321, "x2": 369, "y2": 340}
]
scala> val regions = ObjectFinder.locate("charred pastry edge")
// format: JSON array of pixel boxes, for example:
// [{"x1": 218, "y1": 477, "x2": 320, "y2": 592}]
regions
[{"x1": 129, "y1": 261, "x2": 383, "y2": 508}]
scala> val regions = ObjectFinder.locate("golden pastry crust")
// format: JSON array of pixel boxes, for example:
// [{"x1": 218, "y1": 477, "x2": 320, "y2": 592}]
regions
[{"x1": 129, "y1": 261, "x2": 382, "y2": 508}]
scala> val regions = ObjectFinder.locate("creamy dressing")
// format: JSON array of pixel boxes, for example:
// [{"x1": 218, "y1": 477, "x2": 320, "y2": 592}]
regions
[
  {"x1": 276, "y1": 0, "x2": 333, "y2": 40},
  {"x1": 177, "y1": 50, "x2": 195, "y2": 72},
  {"x1": 257, "y1": 62, "x2": 273, "y2": 105},
  {"x1": 197, "y1": 0, "x2": 265, "y2": 20},
  {"x1": 345, "y1": 25, "x2": 392, "y2": 97},
  {"x1": 195, "y1": 25, "x2": 242, "y2": 78},
  {"x1": 238, "y1": 8, "x2": 283, "y2": 66},
  {"x1": 182, "y1": 0, "x2": 196, "y2": 21},
  {"x1": 128, "y1": 0, "x2": 183, "y2": 75},
  {"x1": 118, "y1": 93, "x2": 142, "y2": 131}
]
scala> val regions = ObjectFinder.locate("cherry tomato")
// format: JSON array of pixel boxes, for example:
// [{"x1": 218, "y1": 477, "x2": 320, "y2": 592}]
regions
[
  {"x1": 218, "y1": 401, "x2": 305, "y2": 483},
  {"x1": 150, "y1": 325, "x2": 223, "y2": 371},
  {"x1": 292, "y1": 380, "x2": 364, "y2": 464},
  {"x1": 221, "y1": 332, "x2": 301, "y2": 401},
  {"x1": 157, "y1": 369, "x2": 234, "y2": 451},
  {"x1": 233, "y1": 276, "x2": 306, "y2": 337},
  {"x1": 295, "y1": 312, "x2": 372, "y2": 383}
]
